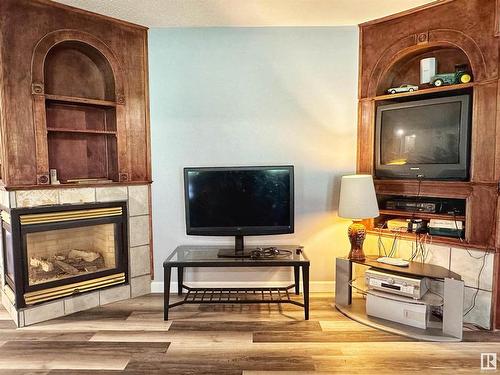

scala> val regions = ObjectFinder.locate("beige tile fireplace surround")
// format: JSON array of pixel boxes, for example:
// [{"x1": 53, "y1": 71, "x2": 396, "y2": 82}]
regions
[{"x1": 0, "y1": 185, "x2": 152, "y2": 327}]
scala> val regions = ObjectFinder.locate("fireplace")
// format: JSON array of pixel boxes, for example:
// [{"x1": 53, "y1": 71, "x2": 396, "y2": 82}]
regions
[{"x1": 1, "y1": 202, "x2": 128, "y2": 308}]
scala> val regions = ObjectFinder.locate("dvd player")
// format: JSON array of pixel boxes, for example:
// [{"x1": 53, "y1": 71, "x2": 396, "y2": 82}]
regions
[
  {"x1": 384, "y1": 197, "x2": 465, "y2": 216},
  {"x1": 385, "y1": 199, "x2": 436, "y2": 213},
  {"x1": 365, "y1": 268, "x2": 428, "y2": 300}
]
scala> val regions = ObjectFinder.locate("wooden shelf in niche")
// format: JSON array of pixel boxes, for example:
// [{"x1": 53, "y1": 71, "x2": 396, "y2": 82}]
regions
[
  {"x1": 378, "y1": 209, "x2": 465, "y2": 221},
  {"x1": 366, "y1": 228, "x2": 490, "y2": 250},
  {"x1": 47, "y1": 131, "x2": 118, "y2": 183},
  {"x1": 374, "y1": 179, "x2": 473, "y2": 199},
  {"x1": 47, "y1": 128, "x2": 116, "y2": 135},
  {"x1": 375, "y1": 46, "x2": 471, "y2": 97},
  {"x1": 45, "y1": 99, "x2": 118, "y2": 182},
  {"x1": 372, "y1": 194, "x2": 469, "y2": 247},
  {"x1": 372, "y1": 82, "x2": 474, "y2": 101},
  {"x1": 45, "y1": 94, "x2": 117, "y2": 107},
  {"x1": 45, "y1": 102, "x2": 116, "y2": 133}
]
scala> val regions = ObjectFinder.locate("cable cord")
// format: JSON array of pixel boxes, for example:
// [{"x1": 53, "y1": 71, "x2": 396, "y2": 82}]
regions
[
  {"x1": 377, "y1": 175, "x2": 489, "y2": 320},
  {"x1": 376, "y1": 219, "x2": 392, "y2": 257},
  {"x1": 249, "y1": 247, "x2": 292, "y2": 259},
  {"x1": 450, "y1": 211, "x2": 491, "y2": 317},
  {"x1": 408, "y1": 176, "x2": 428, "y2": 262},
  {"x1": 463, "y1": 251, "x2": 487, "y2": 317},
  {"x1": 411, "y1": 177, "x2": 423, "y2": 221},
  {"x1": 424, "y1": 277, "x2": 443, "y2": 301},
  {"x1": 406, "y1": 176, "x2": 489, "y2": 318}
]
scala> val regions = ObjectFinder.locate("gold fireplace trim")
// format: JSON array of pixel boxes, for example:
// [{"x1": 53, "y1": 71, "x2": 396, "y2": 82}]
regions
[
  {"x1": 24, "y1": 272, "x2": 125, "y2": 305},
  {"x1": 20, "y1": 207, "x2": 123, "y2": 225}
]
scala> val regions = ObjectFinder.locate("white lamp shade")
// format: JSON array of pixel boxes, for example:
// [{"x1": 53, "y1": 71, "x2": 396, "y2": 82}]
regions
[{"x1": 338, "y1": 174, "x2": 379, "y2": 220}]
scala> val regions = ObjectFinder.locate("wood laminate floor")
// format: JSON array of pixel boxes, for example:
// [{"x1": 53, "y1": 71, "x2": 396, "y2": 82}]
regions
[{"x1": 0, "y1": 293, "x2": 498, "y2": 374}]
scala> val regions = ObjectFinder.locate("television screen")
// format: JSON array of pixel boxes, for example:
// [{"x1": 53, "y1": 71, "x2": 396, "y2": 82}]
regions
[
  {"x1": 381, "y1": 101, "x2": 461, "y2": 165},
  {"x1": 184, "y1": 166, "x2": 293, "y2": 235},
  {"x1": 375, "y1": 95, "x2": 470, "y2": 180}
]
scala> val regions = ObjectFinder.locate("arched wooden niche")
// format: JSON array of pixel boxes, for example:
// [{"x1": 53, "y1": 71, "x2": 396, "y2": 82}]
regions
[
  {"x1": 44, "y1": 41, "x2": 116, "y2": 101},
  {"x1": 376, "y1": 45, "x2": 471, "y2": 96},
  {"x1": 32, "y1": 29, "x2": 125, "y2": 100},
  {"x1": 366, "y1": 30, "x2": 488, "y2": 97},
  {"x1": 31, "y1": 30, "x2": 126, "y2": 185}
]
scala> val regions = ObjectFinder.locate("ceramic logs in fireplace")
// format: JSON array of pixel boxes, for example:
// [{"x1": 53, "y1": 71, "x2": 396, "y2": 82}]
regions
[{"x1": 1, "y1": 202, "x2": 128, "y2": 308}]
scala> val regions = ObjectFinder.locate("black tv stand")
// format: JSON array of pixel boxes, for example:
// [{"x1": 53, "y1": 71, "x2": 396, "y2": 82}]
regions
[
  {"x1": 217, "y1": 235, "x2": 250, "y2": 258},
  {"x1": 163, "y1": 245, "x2": 310, "y2": 320}
]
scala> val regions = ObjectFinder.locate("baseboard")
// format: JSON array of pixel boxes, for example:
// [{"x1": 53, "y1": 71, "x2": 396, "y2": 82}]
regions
[{"x1": 150, "y1": 280, "x2": 334, "y2": 293}]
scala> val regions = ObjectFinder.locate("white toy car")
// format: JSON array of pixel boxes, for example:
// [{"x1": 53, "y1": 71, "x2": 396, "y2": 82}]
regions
[{"x1": 386, "y1": 84, "x2": 419, "y2": 94}]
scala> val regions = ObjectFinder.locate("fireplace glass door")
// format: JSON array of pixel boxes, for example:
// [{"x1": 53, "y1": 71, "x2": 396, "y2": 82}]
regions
[{"x1": 26, "y1": 223, "x2": 118, "y2": 286}]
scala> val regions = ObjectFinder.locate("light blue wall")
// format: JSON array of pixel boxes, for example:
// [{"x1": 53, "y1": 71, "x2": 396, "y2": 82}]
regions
[{"x1": 149, "y1": 27, "x2": 359, "y2": 284}]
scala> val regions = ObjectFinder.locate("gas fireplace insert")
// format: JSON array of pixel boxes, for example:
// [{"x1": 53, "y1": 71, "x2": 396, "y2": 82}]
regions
[{"x1": 1, "y1": 201, "x2": 128, "y2": 308}]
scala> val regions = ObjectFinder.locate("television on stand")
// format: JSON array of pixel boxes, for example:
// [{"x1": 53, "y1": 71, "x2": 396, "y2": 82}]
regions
[
  {"x1": 183, "y1": 165, "x2": 294, "y2": 258},
  {"x1": 375, "y1": 95, "x2": 471, "y2": 180}
]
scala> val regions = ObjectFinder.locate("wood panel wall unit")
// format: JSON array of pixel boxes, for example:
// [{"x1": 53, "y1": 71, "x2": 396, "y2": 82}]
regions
[
  {"x1": 357, "y1": 0, "x2": 500, "y2": 328},
  {"x1": 0, "y1": 0, "x2": 151, "y2": 188}
]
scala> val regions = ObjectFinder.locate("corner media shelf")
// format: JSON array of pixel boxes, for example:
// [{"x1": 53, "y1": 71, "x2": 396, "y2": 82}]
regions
[
  {"x1": 368, "y1": 177, "x2": 497, "y2": 250},
  {"x1": 335, "y1": 257, "x2": 464, "y2": 342},
  {"x1": 372, "y1": 207, "x2": 470, "y2": 248},
  {"x1": 348, "y1": 280, "x2": 444, "y2": 307}
]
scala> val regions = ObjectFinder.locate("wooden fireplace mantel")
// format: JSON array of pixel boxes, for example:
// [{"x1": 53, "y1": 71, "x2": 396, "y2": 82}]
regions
[{"x1": 0, "y1": 181, "x2": 153, "y2": 192}]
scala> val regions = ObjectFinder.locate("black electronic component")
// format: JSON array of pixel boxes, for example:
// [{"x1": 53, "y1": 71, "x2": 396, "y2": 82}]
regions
[{"x1": 384, "y1": 197, "x2": 465, "y2": 216}]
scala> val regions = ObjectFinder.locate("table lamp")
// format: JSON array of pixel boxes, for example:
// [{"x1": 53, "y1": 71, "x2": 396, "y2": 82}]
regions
[{"x1": 338, "y1": 174, "x2": 379, "y2": 261}]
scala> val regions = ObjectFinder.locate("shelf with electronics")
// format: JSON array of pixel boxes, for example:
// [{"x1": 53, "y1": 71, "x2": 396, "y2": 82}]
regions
[
  {"x1": 358, "y1": 35, "x2": 498, "y2": 252},
  {"x1": 335, "y1": 256, "x2": 465, "y2": 342},
  {"x1": 355, "y1": 0, "x2": 500, "y2": 332}
]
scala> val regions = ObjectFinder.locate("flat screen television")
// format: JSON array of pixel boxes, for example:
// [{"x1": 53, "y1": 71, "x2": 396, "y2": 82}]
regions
[
  {"x1": 375, "y1": 95, "x2": 471, "y2": 180},
  {"x1": 184, "y1": 166, "x2": 294, "y2": 256}
]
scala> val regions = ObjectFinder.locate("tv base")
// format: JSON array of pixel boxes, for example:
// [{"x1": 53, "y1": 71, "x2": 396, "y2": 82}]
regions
[
  {"x1": 217, "y1": 248, "x2": 253, "y2": 258},
  {"x1": 217, "y1": 235, "x2": 250, "y2": 258}
]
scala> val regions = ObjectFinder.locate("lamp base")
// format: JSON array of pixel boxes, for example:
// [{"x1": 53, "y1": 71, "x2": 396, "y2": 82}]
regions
[{"x1": 348, "y1": 221, "x2": 366, "y2": 261}]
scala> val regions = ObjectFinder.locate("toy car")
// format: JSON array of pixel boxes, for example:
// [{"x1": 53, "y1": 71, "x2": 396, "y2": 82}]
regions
[
  {"x1": 387, "y1": 84, "x2": 419, "y2": 94},
  {"x1": 430, "y1": 64, "x2": 472, "y2": 87}
]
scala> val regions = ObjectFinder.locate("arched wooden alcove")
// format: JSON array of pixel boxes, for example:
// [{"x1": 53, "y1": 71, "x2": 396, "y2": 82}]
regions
[
  {"x1": 365, "y1": 29, "x2": 488, "y2": 98},
  {"x1": 44, "y1": 40, "x2": 116, "y2": 100},
  {"x1": 31, "y1": 30, "x2": 127, "y2": 184}
]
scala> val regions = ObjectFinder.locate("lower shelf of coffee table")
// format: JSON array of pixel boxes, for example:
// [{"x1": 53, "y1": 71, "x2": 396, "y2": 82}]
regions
[{"x1": 169, "y1": 285, "x2": 305, "y2": 307}]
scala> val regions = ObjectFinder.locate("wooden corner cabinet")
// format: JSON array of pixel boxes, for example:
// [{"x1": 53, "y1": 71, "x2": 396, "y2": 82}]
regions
[
  {"x1": 356, "y1": 0, "x2": 500, "y2": 328},
  {"x1": 0, "y1": 0, "x2": 151, "y2": 188}
]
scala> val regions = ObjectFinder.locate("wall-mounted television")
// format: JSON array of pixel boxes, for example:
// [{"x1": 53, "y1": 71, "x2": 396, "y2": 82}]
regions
[
  {"x1": 184, "y1": 166, "x2": 294, "y2": 256},
  {"x1": 375, "y1": 95, "x2": 471, "y2": 180}
]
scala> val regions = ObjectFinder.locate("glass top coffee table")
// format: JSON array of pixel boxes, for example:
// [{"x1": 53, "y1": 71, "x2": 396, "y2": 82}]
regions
[{"x1": 163, "y1": 245, "x2": 310, "y2": 320}]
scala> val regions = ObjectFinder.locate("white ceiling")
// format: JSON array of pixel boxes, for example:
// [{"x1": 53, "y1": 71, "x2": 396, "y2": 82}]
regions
[{"x1": 53, "y1": 0, "x2": 436, "y2": 27}]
